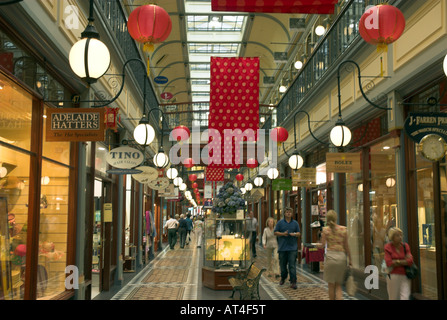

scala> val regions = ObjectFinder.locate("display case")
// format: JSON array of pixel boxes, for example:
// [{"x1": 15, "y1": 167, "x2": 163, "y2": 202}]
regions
[{"x1": 201, "y1": 208, "x2": 249, "y2": 290}]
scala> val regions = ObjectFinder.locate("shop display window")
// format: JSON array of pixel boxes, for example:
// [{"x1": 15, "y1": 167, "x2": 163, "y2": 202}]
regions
[
  {"x1": 346, "y1": 172, "x2": 364, "y2": 270},
  {"x1": 38, "y1": 160, "x2": 69, "y2": 299},
  {"x1": 369, "y1": 138, "x2": 398, "y2": 276},
  {"x1": 415, "y1": 150, "x2": 438, "y2": 300},
  {"x1": 0, "y1": 146, "x2": 30, "y2": 300}
]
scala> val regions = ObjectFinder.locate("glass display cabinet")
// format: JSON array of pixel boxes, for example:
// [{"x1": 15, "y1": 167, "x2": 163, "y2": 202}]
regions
[{"x1": 201, "y1": 208, "x2": 249, "y2": 290}]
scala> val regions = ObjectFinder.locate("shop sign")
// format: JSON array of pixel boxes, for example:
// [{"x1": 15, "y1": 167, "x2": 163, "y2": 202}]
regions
[
  {"x1": 160, "y1": 92, "x2": 173, "y2": 100},
  {"x1": 104, "y1": 203, "x2": 113, "y2": 222},
  {"x1": 292, "y1": 168, "x2": 316, "y2": 184},
  {"x1": 154, "y1": 76, "x2": 168, "y2": 84},
  {"x1": 272, "y1": 179, "x2": 292, "y2": 191},
  {"x1": 46, "y1": 108, "x2": 105, "y2": 142},
  {"x1": 404, "y1": 112, "x2": 447, "y2": 143},
  {"x1": 132, "y1": 166, "x2": 159, "y2": 183},
  {"x1": 326, "y1": 153, "x2": 361, "y2": 173},
  {"x1": 105, "y1": 146, "x2": 144, "y2": 169},
  {"x1": 204, "y1": 183, "x2": 212, "y2": 199}
]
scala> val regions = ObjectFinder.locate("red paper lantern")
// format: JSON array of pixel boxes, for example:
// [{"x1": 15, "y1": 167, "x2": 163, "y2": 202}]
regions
[
  {"x1": 235, "y1": 174, "x2": 244, "y2": 181},
  {"x1": 246, "y1": 158, "x2": 258, "y2": 169},
  {"x1": 359, "y1": 5, "x2": 405, "y2": 52},
  {"x1": 270, "y1": 127, "x2": 289, "y2": 143},
  {"x1": 172, "y1": 125, "x2": 191, "y2": 142},
  {"x1": 192, "y1": 182, "x2": 198, "y2": 189},
  {"x1": 189, "y1": 174, "x2": 197, "y2": 182},
  {"x1": 183, "y1": 158, "x2": 195, "y2": 168},
  {"x1": 127, "y1": 5, "x2": 172, "y2": 52}
]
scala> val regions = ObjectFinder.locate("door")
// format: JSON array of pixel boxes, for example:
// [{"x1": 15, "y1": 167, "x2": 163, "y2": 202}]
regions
[{"x1": 91, "y1": 179, "x2": 103, "y2": 298}]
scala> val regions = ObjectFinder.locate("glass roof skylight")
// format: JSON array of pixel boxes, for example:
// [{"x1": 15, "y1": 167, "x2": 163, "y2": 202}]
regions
[{"x1": 185, "y1": 0, "x2": 247, "y2": 117}]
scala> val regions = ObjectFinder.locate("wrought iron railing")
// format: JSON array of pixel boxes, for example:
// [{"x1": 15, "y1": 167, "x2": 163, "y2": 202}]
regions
[
  {"x1": 96, "y1": 0, "x2": 163, "y2": 129},
  {"x1": 272, "y1": 0, "x2": 398, "y2": 128}
]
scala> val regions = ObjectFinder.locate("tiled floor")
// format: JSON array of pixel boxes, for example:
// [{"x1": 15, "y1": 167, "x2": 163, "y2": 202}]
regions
[{"x1": 110, "y1": 233, "x2": 365, "y2": 301}]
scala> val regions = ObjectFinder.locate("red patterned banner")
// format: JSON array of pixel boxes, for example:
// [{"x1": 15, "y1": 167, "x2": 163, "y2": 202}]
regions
[
  {"x1": 208, "y1": 57, "x2": 260, "y2": 169},
  {"x1": 211, "y1": 0, "x2": 338, "y2": 14},
  {"x1": 205, "y1": 167, "x2": 225, "y2": 182}
]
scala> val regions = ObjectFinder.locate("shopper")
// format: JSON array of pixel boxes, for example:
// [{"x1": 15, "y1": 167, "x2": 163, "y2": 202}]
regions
[
  {"x1": 384, "y1": 227, "x2": 414, "y2": 300},
  {"x1": 317, "y1": 210, "x2": 352, "y2": 300},
  {"x1": 246, "y1": 211, "x2": 258, "y2": 258},
  {"x1": 186, "y1": 214, "x2": 194, "y2": 245},
  {"x1": 178, "y1": 214, "x2": 188, "y2": 249},
  {"x1": 274, "y1": 207, "x2": 300, "y2": 289},
  {"x1": 164, "y1": 215, "x2": 179, "y2": 250},
  {"x1": 194, "y1": 216, "x2": 204, "y2": 248},
  {"x1": 262, "y1": 217, "x2": 280, "y2": 278}
]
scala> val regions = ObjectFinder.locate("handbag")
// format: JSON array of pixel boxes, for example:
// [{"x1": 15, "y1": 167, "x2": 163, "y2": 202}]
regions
[
  {"x1": 344, "y1": 267, "x2": 357, "y2": 297},
  {"x1": 403, "y1": 243, "x2": 419, "y2": 279}
]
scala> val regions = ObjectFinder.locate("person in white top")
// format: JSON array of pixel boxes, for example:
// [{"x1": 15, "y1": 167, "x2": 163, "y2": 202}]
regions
[
  {"x1": 164, "y1": 215, "x2": 179, "y2": 249},
  {"x1": 262, "y1": 217, "x2": 280, "y2": 278},
  {"x1": 193, "y1": 216, "x2": 204, "y2": 248}
]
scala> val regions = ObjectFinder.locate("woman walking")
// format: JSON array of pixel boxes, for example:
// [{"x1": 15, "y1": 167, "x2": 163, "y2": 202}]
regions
[
  {"x1": 318, "y1": 210, "x2": 352, "y2": 300},
  {"x1": 384, "y1": 227, "x2": 414, "y2": 300},
  {"x1": 194, "y1": 216, "x2": 204, "y2": 248},
  {"x1": 262, "y1": 217, "x2": 280, "y2": 278}
]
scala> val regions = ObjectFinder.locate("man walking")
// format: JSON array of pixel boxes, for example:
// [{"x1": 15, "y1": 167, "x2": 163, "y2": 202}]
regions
[
  {"x1": 185, "y1": 214, "x2": 193, "y2": 245},
  {"x1": 164, "y1": 215, "x2": 179, "y2": 249},
  {"x1": 247, "y1": 211, "x2": 258, "y2": 258},
  {"x1": 274, "y1": 207, "x2": 301, "y2": 289}
]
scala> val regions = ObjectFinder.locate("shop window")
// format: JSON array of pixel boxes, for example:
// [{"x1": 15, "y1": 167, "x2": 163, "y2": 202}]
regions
[
  {"x1": 42, "y1": 107, "x2": 70, "y2": 165},
  {"x1": 346, "y1": 172, "x2": 364, "y2": 270},
  {"x1": 415, "y1": 151, "x2": 438, "y2": 300},
  {"x1": 0, "y1": 72, "x2": 32, "y2": 150},
  {"x1": 38, "y1": 160, "x2": 69, "y2": 299},
  {"x1": 369, "y1": 138, "x2": 398, "y2": 276},
  {"x1": 0, "y1": 146, "x2": 30, "y2": 300}
]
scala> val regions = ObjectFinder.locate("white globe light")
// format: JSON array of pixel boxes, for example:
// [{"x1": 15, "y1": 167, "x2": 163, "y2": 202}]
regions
[
  {"x1": 134, "y1": 123, "x2": 155, "y2": 146},
  {"x1": 294, "y1": 60, "x2": 303, "y2": 70},
  {"x1": 0, "y1": 167, "x2": 7, "y2": 178},
  {"x1": 179, "y1": 183, "x2": 187, "y2": 191},
  {"x1": 254, "y1": 177, "x2": 264, "y2": 187},
  {"x1": 153, "y1": 151, "x2": 169, "y2": 168},
  {"x1": 245, "y1": 182, "x2": 253, "y2": 191},
  {"x1": 173, "y1": 177, "x2": 183, "y2": 186},
  {"x1": 444, "y1": 54, "x2": 447, "y2": 77},
  {"x1": 240, "y1": 188, "x2": 246, "y2": 195},
  {"x1": 330, "y1": 124, "x2": 352, "y2": 147},
  {"x1": 267, "y1": 168, "x2": 279, "y2": 180},
  {"x1": 69, "y1": 38, "x2": 110, "y2": 83},
  {"x1": 386, "y1": 177, "x2": 396, "y2": 188},
  {"x1": 315, "y1": 25, "x2": 326, "y2": 36},
  {"x1": 166, "y1": 168, "x2": 178, "y2": 179},
  {"x1": 289, "y1": 154, "x2": 304, "y2": 170},
  {"x1": 279, "y1": 85, "x2": 287, "y2": 93}
]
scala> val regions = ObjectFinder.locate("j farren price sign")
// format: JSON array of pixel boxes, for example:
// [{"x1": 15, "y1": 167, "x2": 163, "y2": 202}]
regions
[{"x1": 46, "y1": 108, "x2": 105, "y2": 142}]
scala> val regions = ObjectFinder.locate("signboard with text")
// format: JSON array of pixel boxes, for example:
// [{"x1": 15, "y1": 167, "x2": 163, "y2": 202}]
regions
[
  {"x1": 404, "y1": 112, "x2": 447, "y2": 143},
  {"x1": 326, "y1": 153, "x2": 361, "y2": 173},
  {"x1": 272, "y1": 179, "x2": 292, "y2": 191},
  {"x1": 292, "y1": 168, "x2": 316, "y2": 184},
  {"x1": 46, "y1": 108, "x2": 105, "y2": 142}
]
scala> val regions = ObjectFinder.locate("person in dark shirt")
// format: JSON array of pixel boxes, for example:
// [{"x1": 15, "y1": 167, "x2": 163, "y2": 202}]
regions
[
  {"x1": 178, "y1": 214, "x2": 188, "y2": 248},
  {"x1": 274, "y1": 207, "x2": 301, "y2": 289}
]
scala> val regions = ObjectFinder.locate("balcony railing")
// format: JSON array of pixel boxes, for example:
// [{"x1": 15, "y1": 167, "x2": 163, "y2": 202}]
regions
[{"x1": 271, "y1": 0, "x2": 398, "y2": 129}]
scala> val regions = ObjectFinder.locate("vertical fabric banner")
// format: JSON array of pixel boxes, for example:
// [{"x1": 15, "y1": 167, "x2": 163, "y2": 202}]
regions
[
  {"x1": 205, "y1": 167, "x2": 225, "y2": 181},
  {"x1": 208, "y1": 57, "x2": 260, "y2": 169}
]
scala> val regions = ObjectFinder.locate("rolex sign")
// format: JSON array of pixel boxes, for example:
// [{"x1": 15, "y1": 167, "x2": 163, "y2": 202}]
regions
[{"x1": 106, "y1": 146, "x2": 144, "y2": 169}]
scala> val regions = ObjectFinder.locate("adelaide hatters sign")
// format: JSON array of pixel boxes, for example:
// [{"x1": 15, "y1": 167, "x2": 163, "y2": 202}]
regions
[
  {"x1": 404, "y1": 112, "x2": 447, "y2": 143},
  {"x1": 46, "y1": 108, "x2": 105, "y2": 142}
]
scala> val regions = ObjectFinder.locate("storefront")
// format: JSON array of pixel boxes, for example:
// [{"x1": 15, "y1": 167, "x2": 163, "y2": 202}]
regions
[{"x1": 0, "y1": 29, "x2": 77, "y2": 300}]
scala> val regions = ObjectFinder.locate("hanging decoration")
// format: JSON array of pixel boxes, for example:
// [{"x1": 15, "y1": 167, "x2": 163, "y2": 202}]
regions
[
  {"x1": 127, "y1": 4, "x2": 172, "y2": 74},
  {"x1": 104, "y1": 107, "x2": 120, "y2": 132},
  {"x1": 172, "y1": 125, "x2": 191, "y2": 142},
  {"x1": 246, "y1": 158, "x2": 258, "y2": 169},
  {"x1": 189, "y1": 174, "x2": 197, "y2": 182},
  {"x1": 183, "y1": 157, "x2": 195, "y2": 168},
  {"x1": 235, "y1": 174, "x2": 244, "y2": 182},
  {"x1": 359, "y1": 4, "x2": 406, "y2": 52},
  {"x1": 270, "y1": 127, "x2": 289, "y2": 144}
]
